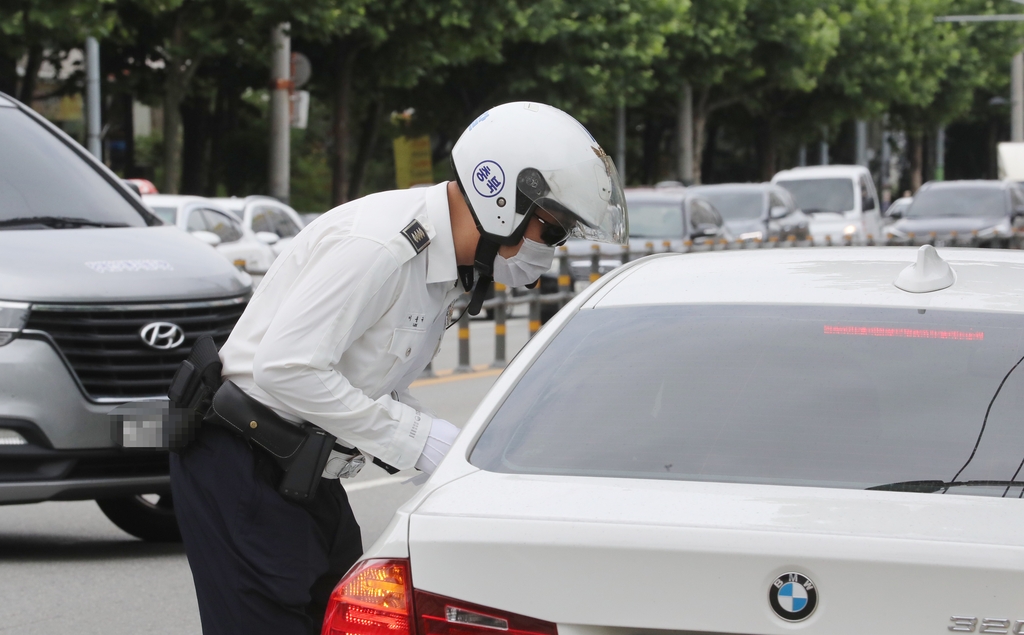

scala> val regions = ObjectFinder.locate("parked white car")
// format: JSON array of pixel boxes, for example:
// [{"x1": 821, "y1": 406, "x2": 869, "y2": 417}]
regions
[
  {"x1": 772, "y1": 165, "x2": 882, "y2": 243},
  {"x1": 322, "y1": 246, "x2": 1024, "y2": 635},
  {"x1": 212, "y1": 195, "x2": 305, "y2": 256},
  {"x1": 143, "y1": 194, "x2": 278, "y2": 285}
]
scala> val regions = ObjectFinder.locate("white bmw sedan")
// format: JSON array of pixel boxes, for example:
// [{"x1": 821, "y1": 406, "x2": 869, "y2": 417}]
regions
[{"x1": 324, "y1": 246, "x2": 1024, "y2": 635}]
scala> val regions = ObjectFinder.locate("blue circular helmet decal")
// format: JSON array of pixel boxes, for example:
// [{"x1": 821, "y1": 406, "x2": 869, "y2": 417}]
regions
[
  {"x1": 769, "y1": 572, "x2": 817, "y2": 621},
  {"x1": 472, "y1": 160, "x2": 505, "y2": 198}
]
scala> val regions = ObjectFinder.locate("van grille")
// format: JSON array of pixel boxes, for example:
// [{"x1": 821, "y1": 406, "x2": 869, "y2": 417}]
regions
[{"x1": 24, "y1": 297, "x2": 246, "y2": 401}]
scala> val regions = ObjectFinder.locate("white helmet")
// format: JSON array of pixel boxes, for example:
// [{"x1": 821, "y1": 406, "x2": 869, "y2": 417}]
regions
[{"x1": 451, "y1": 102, "x2": 629, "y2": 247}]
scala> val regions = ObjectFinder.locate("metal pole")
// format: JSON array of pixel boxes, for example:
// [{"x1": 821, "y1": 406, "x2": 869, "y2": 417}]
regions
[
  {"x1": 85, "y1": 37, "x2": 102, "y2": 160},
  {"x1": 590, "y1": 244, "x2": 601, "y2": 283},
  {"x1": 855, "y1": 120, "x2": 868, "y2": 167},
  {"x1": 935, "y1": 126, "x2": 946, "y2": 181},
  {"x1": 491, "y1": 283, "x2": 506, "y2": 368},
  {"x1": 269, "y1": 23, "x2": 291, "y2": 202},
  {"x1": 820, "y1": 126, "x2": 829, "y2": 166},
  {"x1": 557, "y1": 246, "x2": 571, "y2": 310},
  {"x1": 798, "y1": 144, "x2": 807, "y2": 167},
  {"x1": 1013, "y1": 50, "x2": 1024, "y2": 142},
  {"x1": 679, "y1": 82, "x2": 693, "y2": 183},
  {"x1": 455, "y1": 309, "x2": 471, "y2": 373},
  {"x1": 528, "y1": 288, "x2": 541, "y2": 339},
  {"x1": 616, "y1": 101, "x2": 627, "y2": 182}
]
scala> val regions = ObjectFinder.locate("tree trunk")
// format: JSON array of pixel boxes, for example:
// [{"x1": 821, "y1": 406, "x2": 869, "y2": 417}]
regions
[
  {"x1": 180, "y1": 95, "x2": 210, "y2": 194},
  {"x1": 162, "y1": 76, "x2": 184, "y2": 194},
  {"x1": 909, "y1": 132, "x2": 923, "y2": 193},
  {"x1": 758, "y1": 118, "x2": 778, "y2": 182},
  {"x1": 692, "y1": 90, "x2": 709, "y2": 185},
  {"x1": 18, "y1": 44, "x2": 43, "y2": 104},
  {"x1": 348, "y1": 99, "x2": 382, "y2": 201},
  {"x1": 641, "y1": 114, "x2": 661, "y2": 184},
  {"x1": 330, "y1": 40, "x2": 357, "y2": 207},
  {"x1": 205, "y1": 85, "x2": 229, "y2": 196},
  {"x1": 0, "y1": 50, "x2": 17, "y2": 96}
]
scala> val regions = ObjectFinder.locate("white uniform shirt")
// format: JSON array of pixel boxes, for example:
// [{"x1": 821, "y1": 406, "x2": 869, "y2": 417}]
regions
[{"x1": 219, "y1": 183, "x2": 463, "y2": 470}]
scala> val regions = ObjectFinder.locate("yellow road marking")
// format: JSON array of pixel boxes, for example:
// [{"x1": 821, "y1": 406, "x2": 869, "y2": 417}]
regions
[{"x1": 411, "y1": 367, "x2": 503, "y2": 387}]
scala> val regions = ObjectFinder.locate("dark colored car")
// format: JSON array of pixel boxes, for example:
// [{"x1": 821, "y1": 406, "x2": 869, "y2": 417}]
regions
[
  {"x1": 687, "y1": 183, "x2": 810, "y2": 242},
  {"x1": 887, "y1": 180, "x2": 1024, "y2": 247}
]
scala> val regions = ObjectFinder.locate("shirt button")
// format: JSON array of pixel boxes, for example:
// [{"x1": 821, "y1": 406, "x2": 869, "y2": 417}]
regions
[{"x1": 405, "y1": 348, "x2": 412, "y2": 357}]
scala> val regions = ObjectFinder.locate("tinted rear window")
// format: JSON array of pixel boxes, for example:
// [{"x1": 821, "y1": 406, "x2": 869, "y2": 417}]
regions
[
  {"x1": 471, "y1": 305, "x2": 1024, "y2": 497},
  {"x1": 0, "y1": 108, "x2": 151, "y2": 226},
  {"x1": 907, "y1": 187, "x2": 1007, "y2": 219}
]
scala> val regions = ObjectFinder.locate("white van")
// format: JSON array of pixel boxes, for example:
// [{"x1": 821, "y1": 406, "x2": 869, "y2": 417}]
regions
[{"x1": 771, "y1": 165, "x2": 882, "y2": 243}]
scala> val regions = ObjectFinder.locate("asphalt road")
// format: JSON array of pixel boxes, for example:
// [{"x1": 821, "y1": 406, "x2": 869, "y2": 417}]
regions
[{"x1": 0, "y1": 317, "x2": 533, "y2": 635}]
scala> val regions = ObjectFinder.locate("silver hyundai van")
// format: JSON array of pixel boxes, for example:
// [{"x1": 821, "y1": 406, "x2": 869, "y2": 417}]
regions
[{"x1": 0, "y1": 93, "x2": 250, "y2": 541}]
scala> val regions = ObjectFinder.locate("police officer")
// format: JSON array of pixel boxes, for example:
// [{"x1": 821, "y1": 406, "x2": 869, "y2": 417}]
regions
[{"x1": 169, "y1": 101, "x2": 628, "y2": 635}]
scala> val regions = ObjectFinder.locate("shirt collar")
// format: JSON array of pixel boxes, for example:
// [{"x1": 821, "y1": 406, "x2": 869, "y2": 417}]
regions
[{"x1": 424, "y1": 182, "x2": 459, "y2": 284}]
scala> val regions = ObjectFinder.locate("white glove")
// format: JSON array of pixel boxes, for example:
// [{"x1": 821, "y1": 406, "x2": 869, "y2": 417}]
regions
[{"x1": 414, "y1": 418, "x2": 459, "y2": 475}]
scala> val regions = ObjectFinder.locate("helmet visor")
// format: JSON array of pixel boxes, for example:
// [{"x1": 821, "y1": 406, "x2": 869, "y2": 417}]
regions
[{"x1": 517, "y1": 153, "x2": 629, "y2": 245}]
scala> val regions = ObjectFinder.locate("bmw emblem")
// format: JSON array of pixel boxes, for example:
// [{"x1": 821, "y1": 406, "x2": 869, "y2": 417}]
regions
[{"x1": 769, "y1": 572, "x2": 818, "y2": 622}]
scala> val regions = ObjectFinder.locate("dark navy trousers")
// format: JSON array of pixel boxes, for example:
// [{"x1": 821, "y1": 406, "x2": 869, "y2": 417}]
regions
[{"x1": 170, "y1": 426, "x2": 362, "y2": 635}]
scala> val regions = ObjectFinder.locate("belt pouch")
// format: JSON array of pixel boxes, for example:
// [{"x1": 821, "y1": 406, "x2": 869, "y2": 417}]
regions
[{"x1": 209, "y1": 381, "x2": 337, "y2": 502}]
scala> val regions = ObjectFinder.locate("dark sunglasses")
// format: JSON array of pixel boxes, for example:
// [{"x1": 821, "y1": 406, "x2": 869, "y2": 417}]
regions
[{"x1": 535, "y1": 215, "x2": 569, "y2": 247}]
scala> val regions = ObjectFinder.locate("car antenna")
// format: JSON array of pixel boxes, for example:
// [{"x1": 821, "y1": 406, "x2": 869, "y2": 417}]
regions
[{"x1": 943, "y1": 350, "x2": 1024, "y2": 493}]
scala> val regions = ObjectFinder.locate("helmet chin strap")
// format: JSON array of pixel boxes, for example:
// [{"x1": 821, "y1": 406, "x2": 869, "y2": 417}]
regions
[{"x1": 460, "y1": 236, "x2": 502, "y2": 316}]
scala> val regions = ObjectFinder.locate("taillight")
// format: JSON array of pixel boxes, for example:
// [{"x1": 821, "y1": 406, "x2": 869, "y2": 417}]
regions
[
  {"x1": 322, "y1": 559, "x2": 557, "y2": 635},
  {"x1": 322, "y1": 559, "x2": 414, "y2": 635},
  {"x1": 414, "y1": 590, "x2": 557, "y2": 635}
]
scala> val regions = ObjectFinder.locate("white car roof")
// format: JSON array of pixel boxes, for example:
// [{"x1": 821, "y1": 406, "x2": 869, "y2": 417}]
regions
[
  {"x1": 772, "y1": 164, "x2": 869, "y2": 181},
  {"x1": 585, "y1": 247, "x2": 1024, "y2": 314}
]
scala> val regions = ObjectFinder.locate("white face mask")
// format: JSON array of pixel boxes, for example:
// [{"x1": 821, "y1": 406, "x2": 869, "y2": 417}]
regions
[{"x1": 492, "y1": 238, "x2": 555, "y2": 287}]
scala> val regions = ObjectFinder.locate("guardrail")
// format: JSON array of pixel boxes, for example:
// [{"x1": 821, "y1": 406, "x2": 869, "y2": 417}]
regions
[{"x1": 425, "y1": 230, "x2": 1024, "y2": 375}]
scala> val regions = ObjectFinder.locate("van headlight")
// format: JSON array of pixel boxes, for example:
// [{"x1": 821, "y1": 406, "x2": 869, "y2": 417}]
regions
[
  {"x1": 978, "y1": 220, "x2": 1012, "y2": 239},
  {"x1": 0, "y1": 301, "x2": 30, "y2": 347},
  {"x1": 843, "y1": 224, "x2": 857, "y2": 237}
]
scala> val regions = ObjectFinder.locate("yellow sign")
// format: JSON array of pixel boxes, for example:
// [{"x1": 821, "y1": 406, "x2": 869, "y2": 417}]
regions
[{"x1": 393, "y1": 135, "x2": 433, "y2": 189}]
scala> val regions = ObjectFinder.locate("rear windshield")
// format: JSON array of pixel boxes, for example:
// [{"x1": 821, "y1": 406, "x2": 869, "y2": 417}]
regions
[
  {"x1": 471, "y1": 305, "x2": 1024, "y2": 498},
  {"x1": 0, "y1": 107, "x2": 153, "y2": 227},
  {"x1": 776, "y1": 178, "x2": 854, "y2": 214},
  {"x1": 695, "y1": 190, "x2": 763, "y2": 221},
  {"x1": 626, "y1": 201, "x2": 683, "y2": 238},
  {"x1": 907, "y1": 187, "x2": 1007, "y2": 219}
]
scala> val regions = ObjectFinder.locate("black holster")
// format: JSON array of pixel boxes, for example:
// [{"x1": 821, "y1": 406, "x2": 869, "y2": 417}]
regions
[
  {"x1": 206, "y1": 381, "x2": 336, "y2": 503},
  {"x1": 168, "y1": 335, "x2": 337, "y2": 503}
]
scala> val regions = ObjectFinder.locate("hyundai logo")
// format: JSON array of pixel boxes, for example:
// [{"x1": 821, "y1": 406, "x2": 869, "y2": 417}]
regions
[{"x1": 139, "y1": 322, "x2": 185, "y2": 350}]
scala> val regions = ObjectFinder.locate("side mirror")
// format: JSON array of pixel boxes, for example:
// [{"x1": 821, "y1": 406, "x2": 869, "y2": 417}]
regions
[
  {"x1": 1013, "y1": 213, "x2": 1024, "y2": 229},
  {"x1": 690, "y1": 224, "x2": 720, "y2": 239},
  {"x1": 769, "y1": 206, "x2": 789, "y2": 219},
  {"x1": 255, "y1": 231, "x2": 280, "y2": 245},
  {"x1": 191, "y1": 230, "x2": 222, "y2": 246},
  {"x1": 886, "y1": 207, "x2": 904, "y2": 220}
]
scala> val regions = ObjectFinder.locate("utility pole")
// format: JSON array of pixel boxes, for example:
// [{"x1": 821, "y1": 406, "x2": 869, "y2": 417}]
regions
[
  {"x1": 85, "y1": 37, "x2": 101, "y2": 161},
  {"x1": 615, "y1": 101, "x2": 626, "y2": 182},
  {"x1": 269, "y1": 23, "x2": 291, "y2": 202},
  {"x1": 1014, "y1": 50, "x2": 1024, "y2": 141},
  {"x1": 855, "y1": 120, "x2": 868, "y2": 166},
  {"x1": 678, "y1": 82, "x2": 693, "y2": 183},
  {"x1": 820, "y1": 126, "x2": 829, "y2": 166}
]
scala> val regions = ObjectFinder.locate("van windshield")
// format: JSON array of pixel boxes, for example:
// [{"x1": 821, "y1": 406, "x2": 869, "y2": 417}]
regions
[
  {"x1": 907, "y1": 187, "x2": 1007, "y2": 219},
  {"x1": 626, "y1": 201, "x2": 683, "y2": 237},
  {"x1": 0, "y1": 107, "x2": 155, "y2": 229},
  {"x1": 776, "y1": 178, "x2": 854, "y2": 214}
]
